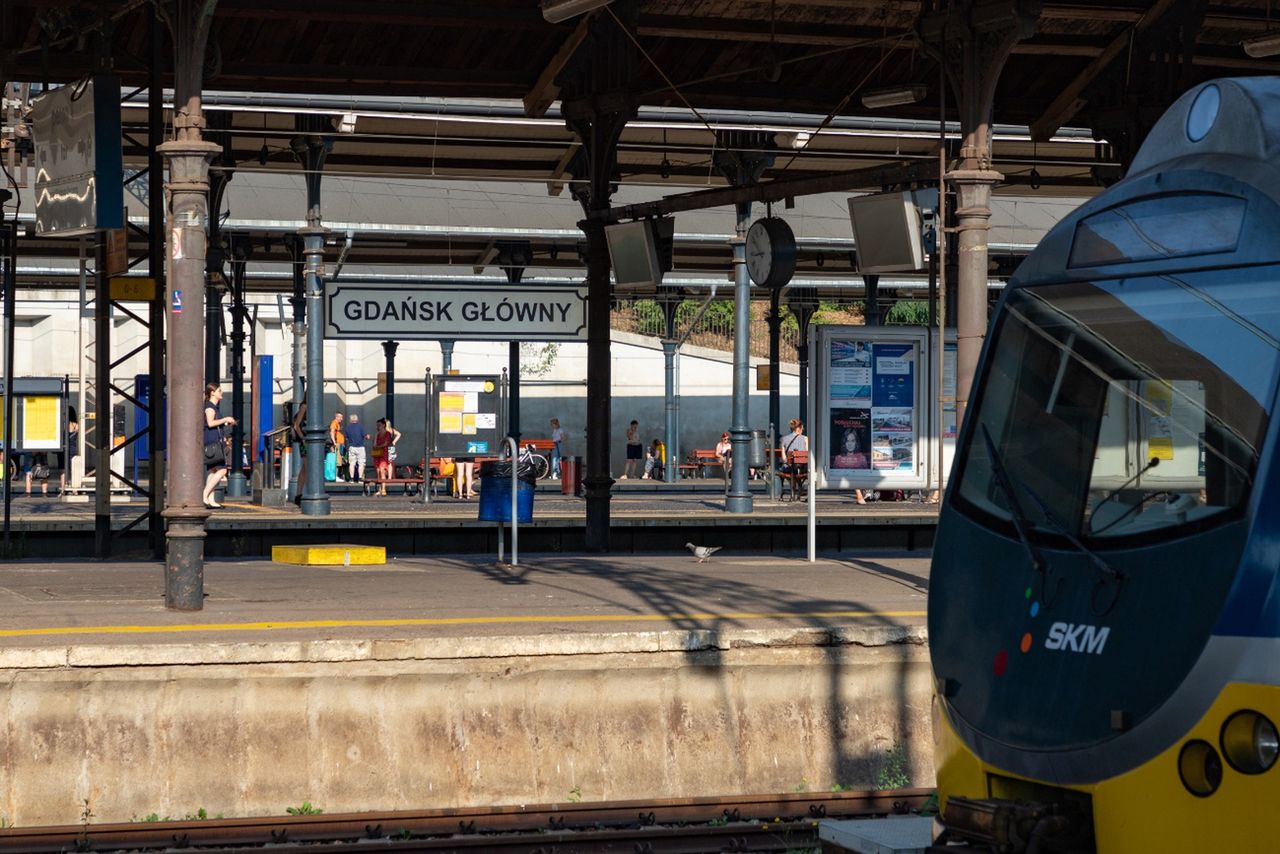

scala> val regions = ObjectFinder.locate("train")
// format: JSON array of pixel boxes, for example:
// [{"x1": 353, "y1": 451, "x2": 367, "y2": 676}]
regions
[{"x1": 928, "y1": 77, "x2": 1280, "y2": 852}]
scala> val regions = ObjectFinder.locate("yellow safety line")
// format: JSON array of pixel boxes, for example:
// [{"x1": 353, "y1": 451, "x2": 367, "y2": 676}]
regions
[{"x1": 0, "y1": 610, "x2": 926, "y2": 638}]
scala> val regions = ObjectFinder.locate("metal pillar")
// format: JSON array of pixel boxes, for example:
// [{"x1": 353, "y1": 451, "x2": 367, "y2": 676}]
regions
[
  {"x1": 159, "y1": 0, "x2": 221, "y2": 609},
  {"x1": 864, "y1": 274, "x2": 880, "y2": 327},
  {"x1": 922, "y1": 0, "x2": 1037, "y2": 427},
  {"x1": 203, "y1": 123, "x2": 232, "y2": 386},
  {"x1": 94, "y1": 239, "x2": 110, "y2": 558},
  {"x1": 147, "y1": 5, "x2": 166, "y2": 558},
  {"x1": 225, "y1": 238, "x2": 249, "y2": 497},
  {"x1": 660, "y1": 296, "x2": 680, "y2": 483},
  {"x1": 714, "y1": 133, "x2": 773, "y2": 515},
  {"x1": 788, "y1": 289, "x2": 817, "y2": 424},
  {"x1": 292, "y1": 117, "x2": 332, "y2": 516},
  {"x1": 767, "y1": 286, "x2": 781, "y2": 454},
  {"x1": 381, "y1": 340, "x2": 398, "y2": 425},
  {"x1": 288, "y1": 238, "x2": 304, "y2": 499},
  {"x1": 561, "y1": 4, "x2": 638, "y2": 552},
  {"x1": 440, "y1": 340, "x2": 455, "y2": 373},
  {"x1": 498, "y1": 245, "x2": 528, "y2": 442},
  {"x1": 1, "y1": 221, "x2": 14, "y2": 550}
]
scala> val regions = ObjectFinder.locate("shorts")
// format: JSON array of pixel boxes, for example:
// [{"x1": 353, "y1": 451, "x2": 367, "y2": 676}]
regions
[{"x1": 626, "y1": 443, "x2": 642, "y2": 460}]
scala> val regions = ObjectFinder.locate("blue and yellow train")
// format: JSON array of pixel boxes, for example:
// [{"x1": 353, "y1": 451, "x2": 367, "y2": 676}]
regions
[{"x1": 929, "y1": 78, "x2": 1280, "y2": 852}]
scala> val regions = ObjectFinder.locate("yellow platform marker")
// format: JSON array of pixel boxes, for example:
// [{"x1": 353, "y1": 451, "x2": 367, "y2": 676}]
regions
[{"x1": 271, "y1": 544, "x2": 386, "y2": 566}]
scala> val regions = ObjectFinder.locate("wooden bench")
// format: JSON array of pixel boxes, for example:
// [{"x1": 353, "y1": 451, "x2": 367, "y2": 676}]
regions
[
  {"x1": 522, "y1": 438, "x2": 555, "y2": 453},
  {"x1": 364, "y1": 458, "x2": 427, "y2": 496},
  {"x1": 690, "y1": 448, "x2": 724, "y2": 477},
  {"x1": 784, "y1": 450, "x2": 809, "y2": 501}
]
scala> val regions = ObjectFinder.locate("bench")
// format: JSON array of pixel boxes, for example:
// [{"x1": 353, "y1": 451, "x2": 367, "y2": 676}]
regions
[
  {"x1": 784, "y1": 450, "x2": 809, "y2": 501},
  {"x1": 690, "y1": 449, "x2": 724, "y2": 478},
  {"x1": 363, "y1": 458, "x2": 428, "y2": 496}
]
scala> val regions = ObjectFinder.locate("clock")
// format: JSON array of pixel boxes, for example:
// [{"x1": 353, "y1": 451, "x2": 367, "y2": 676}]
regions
[{"x1": 745, "y1": 217, "x2": 797, "y2": 288}]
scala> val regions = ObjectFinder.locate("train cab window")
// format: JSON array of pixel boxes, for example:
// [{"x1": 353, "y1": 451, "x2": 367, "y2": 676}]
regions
[
  {"x1": 1069, "y1": 193, "x2": 1245, "y2": 268},
  {"x1": 956, "y1": 268, "x2": 1280, "y2": 545}
]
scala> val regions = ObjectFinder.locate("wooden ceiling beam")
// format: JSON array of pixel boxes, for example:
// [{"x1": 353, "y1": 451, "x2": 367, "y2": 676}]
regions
[
  {"x1": 524, "y1": 13, "x2": 594, "y2": 119},
  {"x1": 1029, "y1": 0, "x2": 1180, "y2": 141}
]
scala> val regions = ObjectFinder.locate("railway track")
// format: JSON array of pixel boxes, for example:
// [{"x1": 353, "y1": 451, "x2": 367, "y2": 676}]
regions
[{"x1": 0, "y1": 789, "x2": 932, "y2": 853}]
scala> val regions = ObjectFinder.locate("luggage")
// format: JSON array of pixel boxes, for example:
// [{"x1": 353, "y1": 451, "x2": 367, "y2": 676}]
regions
[{"x1": 324, "y1": 451, "x2": 339, "y2": 481}]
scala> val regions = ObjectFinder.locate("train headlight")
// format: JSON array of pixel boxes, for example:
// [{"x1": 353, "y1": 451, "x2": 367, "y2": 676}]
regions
[
  {"x1": 1220, "y1": 711, "x2": 1279, "y2": 775},
  {"x1": 1178, "y1": 740, "x2": 1223, "y2": 797}
]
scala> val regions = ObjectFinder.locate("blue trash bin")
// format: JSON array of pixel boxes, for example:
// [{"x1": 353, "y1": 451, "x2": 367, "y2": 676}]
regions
[{"x1": 478, "y1": 460, "x2": 535, "y2": 523}]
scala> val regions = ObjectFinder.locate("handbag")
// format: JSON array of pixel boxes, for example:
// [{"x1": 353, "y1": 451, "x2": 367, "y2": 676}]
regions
[
  {"x1": 387, "y1": 444, "x2": 398, "y2": 462},
  {"x1": 203, "y1": 442, "x2": 225, "y2": 466},
  {"x1": 31, "y1": 462, "x2": 50, "y2": 480}
]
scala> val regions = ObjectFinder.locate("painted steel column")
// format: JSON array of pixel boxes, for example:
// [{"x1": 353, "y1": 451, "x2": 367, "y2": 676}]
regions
[
  {"x1": 382, "y1": 340, "x2": 398, "y2": 425},
  {"x1": 289, "y1": 240, "x2": 304, "y2": 499},
  {"x1": 662, "y1": 341, "x2": 678, "y2": 483},
  {"x1": 2, "y1": 223, "x2": 15, "y2": 550},
  {"x1": 147, "y1": 5, "x2": 166, "y2": 558},
  {"x1": 94, "y1": 240, "x2": 110, "y2": 558},
  {"x1": 203, "y1": 282, "x2": 222, "y2": 384},
  {"x1": 580, "y1": 217, "x2": 613, "y2": 550},
  {"x1": 225, "y1": 242, "x2": 249, "y2": 497},
  {"x1": 864, "y1": 274, "x2": 880, "y2": 327},
  {"x1": 788, "y1": 291, "x2": 816, "y2": 425},
  {"x1": 159, "y1": 134, "x2": 219, "y2": 610},
  {"x1": 508, "y1": 343, "x2": 520, "y2": 442},
  {"x1": 727, "y1": 201, "x2": 752, "y2": 514},
  {"x1": 767, "y1": 286, "x2": 781, "y2": 451},
  {"x1": 951, "y1": 171, "x2": 998, "y2": 427},
  {"x1": 293, "y1": 124, "x2": 331, "y2": 517},
  {"x1": 440, "y1": 340, "x2": 454, "y2": 373}
]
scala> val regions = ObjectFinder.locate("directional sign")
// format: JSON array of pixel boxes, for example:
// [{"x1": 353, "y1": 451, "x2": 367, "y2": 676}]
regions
[{"x1": 326, "y1": 284, "x2": 587, "y2": 341}]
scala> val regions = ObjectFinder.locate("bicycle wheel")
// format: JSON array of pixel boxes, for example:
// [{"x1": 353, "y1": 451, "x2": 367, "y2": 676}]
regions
[{"x1": 531, "y1": 453, "x2": 550, "y2": 480}]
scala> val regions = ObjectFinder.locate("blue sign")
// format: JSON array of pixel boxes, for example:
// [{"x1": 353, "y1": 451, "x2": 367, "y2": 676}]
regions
[
  {"x1": 172, "y1": 290, "x2": 183, "y2": 314},
  {"x1": 871, "y1": 343, "x2": 914, "y2": 407},
  {"x1": 467, "y1": 441, "x2": 489, "y2": 454}
]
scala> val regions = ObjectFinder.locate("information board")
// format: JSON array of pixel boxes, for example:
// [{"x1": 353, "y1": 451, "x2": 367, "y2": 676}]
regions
[
  {"x1": 430, "y1": 374, "x2": 505, "y2": 458},
  {"x1": 0, "y1": 378, "x2": 66, "y2": 452}
]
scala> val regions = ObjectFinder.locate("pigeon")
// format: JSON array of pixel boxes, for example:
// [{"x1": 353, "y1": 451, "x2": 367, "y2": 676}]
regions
[{"x1": 686, "y1": 542, "x2": 722, "y2": 563}]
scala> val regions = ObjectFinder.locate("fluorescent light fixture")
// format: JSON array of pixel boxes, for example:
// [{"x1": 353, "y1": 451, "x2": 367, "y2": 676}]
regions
[
  {"x1": 860, "y1": 85, "x2": 928, "y2": 110},
  {"x1": 1243, "y1": 32, "x2": 1280, "y2": 58},
  {"x1": 541, "y1": 0, "x2": 614, "y2": 24}
]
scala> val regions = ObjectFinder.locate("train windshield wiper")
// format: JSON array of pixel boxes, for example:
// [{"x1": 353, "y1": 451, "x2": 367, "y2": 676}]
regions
[
  {"x1": 1088, "y1": 456, "x2": 1160, "y2": 535},
  {"x1": 1019, "y1": 481, "x2": 1122, "y2": 583},
  {"x1": 979, "y1": 423, "x2": 1045, "y2": 578}
]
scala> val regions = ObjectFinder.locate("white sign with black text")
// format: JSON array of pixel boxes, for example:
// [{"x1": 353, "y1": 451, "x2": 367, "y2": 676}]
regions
[{"x1": 326, "y1": 284, "x2": 588, "y2": 341}]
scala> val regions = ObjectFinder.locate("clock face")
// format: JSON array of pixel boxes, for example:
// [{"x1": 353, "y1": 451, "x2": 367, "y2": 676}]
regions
[
  {"x1": 745, "y1": 217, "x2": 797, "y2": 288},
  {"x1": 746, "y1": 220, "x2": 774, "y2": 285}
]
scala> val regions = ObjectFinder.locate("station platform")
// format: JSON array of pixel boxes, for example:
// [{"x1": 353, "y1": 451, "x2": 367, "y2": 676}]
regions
[
  {"x1": 0, "y1": 549, "x2": 934, "y2": 826},
  {"x1": 0, "y1": 485, "x2": 939, "y2": 558}
]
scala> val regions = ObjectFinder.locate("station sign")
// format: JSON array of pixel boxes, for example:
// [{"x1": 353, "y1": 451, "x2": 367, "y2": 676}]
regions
[{"x1": 326, "y1": 283, "x2": 587, "y2": 342}]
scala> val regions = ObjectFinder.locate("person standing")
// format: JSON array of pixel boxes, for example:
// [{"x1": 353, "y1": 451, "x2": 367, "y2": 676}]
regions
[
  {"x1": 371, "y1": 418, "x2": 401, "y2": 496},
  {"x1": 345, "y1": 413, "x2": 368, "y2": 483},
  {"x1": 622, "y1": 419, "x2": 641, "y2": 479},
  {"x1": 549, "y1": 417, "x2": 565, "y2": 479},
  {"x1": 291, "y1": 401, "x2": 308, "y2": 505},
  {"x1": 328, "y1": 411, "x2": 346, "y2": 482},
  {"x1": 203, "y1": 383, "x2": 235, "y2": 509}
]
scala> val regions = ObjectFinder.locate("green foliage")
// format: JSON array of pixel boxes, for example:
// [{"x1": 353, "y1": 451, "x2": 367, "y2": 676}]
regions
[
  {"x1": 632, "y1": 299, "x2": 664, "y2": 328},
  {"x1": 519, "y1": 343, "x2": 560, "y2": 377},
  {"x1": 707, "y1": 815, "x2": 729, "y2": 827},
  {"x1": 182, "y1": 808, "x2": 209, "y2": 821},
  {"x1": 829, "y1": 782, "x2": 851, "y2": 793},
  {"x1": 875, "y1": 743, "x2": 913, "y2": 790},
  {"x1": 286, "y1": 802, "x2": 324, "y2": 816},
  {"x1": 916, "y1": 791, "x2": 940, "y2": 816},
  {"x1": 139, "y1": 813, "x2": 165, "y2": 823},
  {"x1": 396, "y1": 828, "x2": 414, "y2": 840},
  {"x1": 790, "y1": 778, "x2": 810, "y2": 793},
  {"x1": 567, "y1": 785, "x2": 583, "y2": 803},
  {"x1": 884, "y1": 300, "x2": 930, "y2": 326}
]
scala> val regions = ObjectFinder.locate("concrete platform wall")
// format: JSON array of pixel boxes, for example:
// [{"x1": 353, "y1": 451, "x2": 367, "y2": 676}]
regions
[{"x1": 0, "y1": 627, "x2": 932, "y2": 825}]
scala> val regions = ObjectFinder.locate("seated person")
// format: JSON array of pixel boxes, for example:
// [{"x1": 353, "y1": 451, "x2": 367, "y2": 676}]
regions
[
  {"x1": 715, "y1": 431, "x2": 732, "y2": 475},
  {"x1": 643, "y1": 438, "x2": 665, "y2": 480}
]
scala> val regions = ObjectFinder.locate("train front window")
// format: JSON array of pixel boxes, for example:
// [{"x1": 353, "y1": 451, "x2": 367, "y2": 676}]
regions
[{"x1": 956, "y1": 270, "x2": 1280, "y2": 543}]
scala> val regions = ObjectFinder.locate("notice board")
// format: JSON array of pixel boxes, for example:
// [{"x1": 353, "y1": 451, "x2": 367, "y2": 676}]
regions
[{"x1": 430, "y1": 374, "x2": 505, "y2": 458}]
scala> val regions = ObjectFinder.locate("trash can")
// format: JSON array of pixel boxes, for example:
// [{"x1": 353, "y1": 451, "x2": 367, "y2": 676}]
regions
[
  {"x1": 478, "y1": 459, "x2": 536, "y2": 523},
  {"x1": 748, "y1": 429, "x2": 767, "y2": 468},
  {"x1": 561, "y1": 456, "x2": 582, "y2": 496}
]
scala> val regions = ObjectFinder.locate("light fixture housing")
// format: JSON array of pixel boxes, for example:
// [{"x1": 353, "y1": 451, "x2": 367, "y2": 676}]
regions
[
  {"x1": 1243, "y1": 32, "x2": 1280, "y2": 57},
  {"x1": 860, "y1": 85, "x2": 928, "y2": 110},
  {"x1": 541, "y1": 0, "x2": 614, "y2": 24}
]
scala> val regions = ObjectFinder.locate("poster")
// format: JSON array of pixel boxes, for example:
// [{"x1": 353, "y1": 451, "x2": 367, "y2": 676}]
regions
[
  {"x1": 872, "y1": 343, "x2": 914, "y2": 407},
  {"x1": 439, "y1": 412, "x2": 463, "y2": 434},
  {"x1": 439, "y1": 392, "x2": 465, "y2": 411},
  {"x1": 462, "y1": 413, "x2": 478, "y2": 435},
  {"x1": 871, "y1": 406, "x2": 914, "y2": 470},
  {"x1": 476, "y1": 413, "x2": 497, "y2": 429},
  {"x1": 943, "y1": 343, "x2": 957, "y2": 438},
  {"x1": 830, "y1": 340, "x2": 872, "y2": 406},
  {"x1": 23, "y1": 396, "x2": 61, "y2": 449},
  {"x1": 829, "y1": 408, "x2": 871, "y2": 470}
]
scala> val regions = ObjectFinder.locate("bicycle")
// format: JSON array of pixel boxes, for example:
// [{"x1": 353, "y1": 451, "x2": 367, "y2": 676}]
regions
[{"x1": 518, "y1": 444, "x2": 551, "y2": 480}]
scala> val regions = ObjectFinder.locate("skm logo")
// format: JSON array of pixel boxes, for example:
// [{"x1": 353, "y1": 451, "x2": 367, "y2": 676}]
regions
[{"x1": 1044, "y1": 622, "x2": 1110, "y2": 654}]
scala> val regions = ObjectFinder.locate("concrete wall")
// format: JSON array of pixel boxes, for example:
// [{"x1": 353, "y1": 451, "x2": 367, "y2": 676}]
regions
[{"x1": 0, "y1": 626, "x2": 931, "y2": 825}]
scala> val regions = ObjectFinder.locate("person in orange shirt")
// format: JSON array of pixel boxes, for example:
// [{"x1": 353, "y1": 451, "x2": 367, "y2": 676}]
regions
[{"x1": 328, "y1": 411, "x2": 346, "y2": 481}]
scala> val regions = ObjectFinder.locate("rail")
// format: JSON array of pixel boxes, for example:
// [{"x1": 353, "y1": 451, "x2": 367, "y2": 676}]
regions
[{"x1": 0, "y1": 789, "x2": 933, "y2": 853}]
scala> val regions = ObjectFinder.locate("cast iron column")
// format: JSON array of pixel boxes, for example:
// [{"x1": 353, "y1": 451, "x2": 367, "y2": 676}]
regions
[
  {"x1": 788, "y1": 288, "x2": 816, "y2": 424},
  {"x1": 922, "y1": 0, "x2": 1037, "y2": 426},
  {"x1": 382, "y1": 340, "x2": 398, "y2": 425},
  {"x1": 159, "y1": 0, "x2": 221, "y2": 610},
  {"x1": 660, "y1": 296, "x2": 679, "y2": 483},
  {"x1": 440, "y1": 340, "x2": 455, "y2": 373},
  {"x1": 226, "y1": 238, "x2": 249, "y2": 497},
  {"x1": 767, "y1": 285, "x2": 781, "y2": 453},
  {"x1": 95, "y1": 239, "x2": 110, "y2": 558},
  {"x1": 864, "y1": 274, "x2": 880, "y2": 327},
  {"x1": 288, "y1": 238, "x2": 304, "y2": 499},
  {"x1": 147, "y1": 4, "x2": 166, "y2": 558},
  {"x1": 292, "y1": 120, "x2": 332, "y2": 516},
  {"x1": 726, "y1": 201, "x2": 753, "y2": 513}
]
